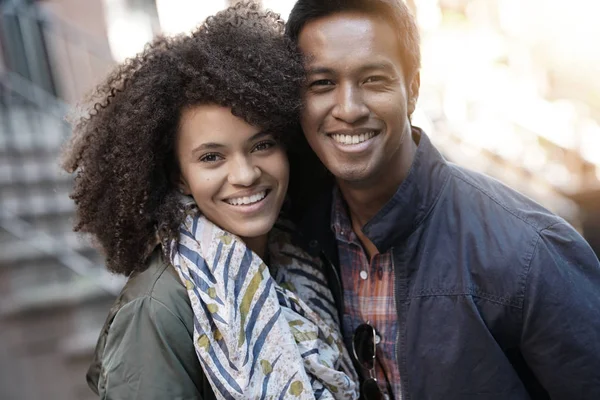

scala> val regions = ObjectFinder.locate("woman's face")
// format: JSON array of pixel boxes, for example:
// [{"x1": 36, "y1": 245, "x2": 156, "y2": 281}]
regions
[{"x1": 176, "y1": 104, "x2": 289, "y2": 243}]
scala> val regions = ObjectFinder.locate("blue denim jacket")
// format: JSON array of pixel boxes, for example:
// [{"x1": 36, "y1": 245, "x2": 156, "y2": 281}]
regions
[{"x1": 298, "y1": 129, "x2": 600, "y2": 399}]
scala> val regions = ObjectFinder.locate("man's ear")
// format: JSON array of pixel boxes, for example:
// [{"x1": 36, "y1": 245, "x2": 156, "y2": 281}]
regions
[{"x1": 407, "y1": 71, "x2": 421, "y2": 117}]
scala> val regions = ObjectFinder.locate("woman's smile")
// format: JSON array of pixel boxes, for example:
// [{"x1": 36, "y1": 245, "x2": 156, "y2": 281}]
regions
[{"x1": 176, "y1": 105, "x2": 289, "y2": 244}]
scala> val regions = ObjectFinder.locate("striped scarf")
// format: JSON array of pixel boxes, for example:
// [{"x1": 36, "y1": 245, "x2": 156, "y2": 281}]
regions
[{"x1": 163, "y1": 210, "x2": 359, "y2": 399}]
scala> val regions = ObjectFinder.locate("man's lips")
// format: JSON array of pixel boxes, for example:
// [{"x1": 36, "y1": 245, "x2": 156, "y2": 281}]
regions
[
  {"x1": 324, "y1": 128, "x2": 382, "y2": 146},
  {"x1": 329, "y1": 130, "x2": 379, "y2": 145}
]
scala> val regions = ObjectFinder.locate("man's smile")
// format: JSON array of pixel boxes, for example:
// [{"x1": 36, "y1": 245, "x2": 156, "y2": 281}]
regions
[{"x1": 326, "y1": 129, "x2": 382, "y2": 153}]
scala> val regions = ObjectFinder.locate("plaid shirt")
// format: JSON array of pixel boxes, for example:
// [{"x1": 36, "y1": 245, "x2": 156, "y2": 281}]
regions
[{"x1": 331, "y1": 189, "x2": 401, "y2": 399}]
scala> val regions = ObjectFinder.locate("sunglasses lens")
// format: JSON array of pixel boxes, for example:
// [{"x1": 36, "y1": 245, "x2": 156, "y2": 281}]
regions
[
  {"x1": 362, "y1": 378, "x2": 384, "y2": 400},
  {"x1": 353, "y1": 323, "x2": 376, "y2": 370}
]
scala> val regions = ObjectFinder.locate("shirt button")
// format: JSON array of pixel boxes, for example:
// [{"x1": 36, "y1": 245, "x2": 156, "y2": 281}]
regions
[
  {"x1": 375, "y1": 334, "x2": 381, "y2": 345},
  {"x1": 360, "y1": 270, "x2": 368, "y2": 280}
]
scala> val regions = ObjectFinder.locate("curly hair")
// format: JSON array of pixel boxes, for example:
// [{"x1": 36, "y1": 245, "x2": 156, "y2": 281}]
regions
[{"x1": 61, "y1": 2, "x2": 305, "y2": 276}]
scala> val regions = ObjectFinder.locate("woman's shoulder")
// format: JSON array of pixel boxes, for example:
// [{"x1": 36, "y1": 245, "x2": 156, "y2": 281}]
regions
[
  {"x1": 107, "y1": 248, "x2": 193, "y2": 332},
  {"x1": 127, "y1": 250, "x2": 189, "y2": 305},
  {"x1": 86, "y1": 248, "x2": 198, "y2": 396}
]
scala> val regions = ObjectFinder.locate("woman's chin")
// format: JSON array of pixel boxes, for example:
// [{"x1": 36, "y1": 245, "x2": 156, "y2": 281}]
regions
[{"x1": 229, "y1": 218, "x2": 275, "y2": 242}]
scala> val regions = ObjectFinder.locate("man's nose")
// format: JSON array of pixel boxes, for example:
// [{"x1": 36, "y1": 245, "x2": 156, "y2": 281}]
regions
[
  {"x1": 331, "y1": 83, "x2": 369, "y2": 124},
  {"x1": 227, "y1": 156, "x2": 261, "y2": 186}
]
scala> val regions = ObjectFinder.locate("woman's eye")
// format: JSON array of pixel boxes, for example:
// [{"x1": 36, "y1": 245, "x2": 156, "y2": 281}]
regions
[
  {"x1": 253, "y1": 140, "x2": 276, "y2": 152},
  {"x1": 199, "y1": 153, "x2": 222, "y2": 163},
  {"x1": 309, "y1": 79, "x2": 334, "y2": 88}
]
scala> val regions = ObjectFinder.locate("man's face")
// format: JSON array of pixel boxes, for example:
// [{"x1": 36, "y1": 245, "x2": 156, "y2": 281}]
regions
[{"x1": 298, "y1": 11, "x2": 419, "y2": 185}]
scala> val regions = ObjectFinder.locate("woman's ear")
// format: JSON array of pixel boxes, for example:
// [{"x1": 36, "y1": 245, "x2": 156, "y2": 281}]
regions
[
  {"x1": 170, "y1": 157, "x2": 191, "y2": 195},
  {"x1": 177, "y1": 176, "x2": 191, "y2": 195}
]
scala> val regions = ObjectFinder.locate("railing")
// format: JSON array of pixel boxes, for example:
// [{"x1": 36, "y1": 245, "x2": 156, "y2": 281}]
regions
[{"x1": 0, "y1": 0, "x2": 123, "y2": 298}]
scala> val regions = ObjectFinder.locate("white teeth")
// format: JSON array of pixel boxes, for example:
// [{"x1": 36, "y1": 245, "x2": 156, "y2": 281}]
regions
[
  {"x1": 226, "y1": 191, "x2": 267, "y2": 206},
  {"x1": 331, "y1": 131, "x2": 376, "y2": 145}
]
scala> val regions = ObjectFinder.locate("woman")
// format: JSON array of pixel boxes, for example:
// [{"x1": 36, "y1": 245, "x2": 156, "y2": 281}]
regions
[{"x1": 62, "y1": 3, "x2": 357, "y2": 399}]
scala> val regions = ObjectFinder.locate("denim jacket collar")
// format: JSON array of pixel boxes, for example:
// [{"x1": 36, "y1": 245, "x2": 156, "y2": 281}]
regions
[{"x1": 362, "y1": 127, "x2": 451, "y2": 253}]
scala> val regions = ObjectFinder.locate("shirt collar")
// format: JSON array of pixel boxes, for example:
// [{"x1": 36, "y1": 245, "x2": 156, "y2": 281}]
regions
[
  {"x1": 329, "y1": 127, "x2": 450, "y2": 253},
  {"x1": 331, "y1": 187, "x2": 354, "y2": 243}
]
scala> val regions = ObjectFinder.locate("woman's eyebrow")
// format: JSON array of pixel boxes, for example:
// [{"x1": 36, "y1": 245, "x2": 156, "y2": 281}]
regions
[{"x1": 191, "y1": 142, "x2": 224, "y2": 154}]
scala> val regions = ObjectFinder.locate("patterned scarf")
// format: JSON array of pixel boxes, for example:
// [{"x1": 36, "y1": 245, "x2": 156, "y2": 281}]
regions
[{"x1": 163, "y1": 209, "x2": 359, "y2": 399}]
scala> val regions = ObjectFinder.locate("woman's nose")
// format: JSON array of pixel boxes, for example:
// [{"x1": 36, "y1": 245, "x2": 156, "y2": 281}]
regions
[{"x1": 227, "y1": 156, "x2": 261, "y2": 186}]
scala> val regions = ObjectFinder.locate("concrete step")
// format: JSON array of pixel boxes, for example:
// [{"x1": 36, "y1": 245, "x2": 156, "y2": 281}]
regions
[
  {"x1": 0, "y1": 255, "x2": 78, "y2": 295},
  {"x1": 0, "y1": 151, "x2": 72, "y2": 188},
  {"x1": 0, "y1": 285, "x2": 116, "y2": 400},
  {"x1": 7, "y1": 212, "x2": 77, "y2": 235},
  {"x1": 0, "y1": 188, "x2": 74, "y2": 219},
  {"x1": 0, "y1": 276, "x2": 119, "y2": 318},
  {"x1": 0, "y1": 216, "x2": 123, "y2": 296},
  {"x1": 0, "y1": 105, "x2": 69, "y2": 153},
  {"x1": 0, "y1": 248, "x2": 121, "y2": 295},
  {"x1": 0, "y1": 233, "x2": 97, "y2": 267}
]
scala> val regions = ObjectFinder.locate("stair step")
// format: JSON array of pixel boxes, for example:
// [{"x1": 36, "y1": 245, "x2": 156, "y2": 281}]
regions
[
  {"x1": 0, "y1": 216, "x2": 120, "y2": 297},
  {"x1": 0, "y1": 277, "x2": 123, "y2": 318},
  {"x1": 0, "y1": 232, "x2": 96, "y2": 266},
  {"x1": 1, "y1": 256, "x2": 82, "y2": 294},
  {"x1": 0, "y1": 177, "x2": 72, "y2": 199},
  {"x1": 0, "y1": 106, "x2": 69, "y2": 153},
  {"x1": 10, "y1": 213, "x2": 77, "y2": 233},
  {"x1": 0, "y1": 153, "x2": 72, "y2": 187},
  {"x1": 0, "y1": 190, "x2": 74, "y2": 219}
]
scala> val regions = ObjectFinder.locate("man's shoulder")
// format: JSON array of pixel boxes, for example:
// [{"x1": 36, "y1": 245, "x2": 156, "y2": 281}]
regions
[
  {"x1": 426, "y1": 163, "x2": 589, "y2": 306},
  {"x1": 444, "y1": 163, "x2": 564, "y2": 234}
]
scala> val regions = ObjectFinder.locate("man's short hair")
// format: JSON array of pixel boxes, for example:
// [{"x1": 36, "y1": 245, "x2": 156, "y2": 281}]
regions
[{"x1": 286, "y1": 0, "x2": 421, "y2": 81}]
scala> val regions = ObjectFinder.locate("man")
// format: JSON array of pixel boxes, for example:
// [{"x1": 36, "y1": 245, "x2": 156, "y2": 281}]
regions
[{"x1": 285, "y1": 0, "x2": 600, "y2": 399}]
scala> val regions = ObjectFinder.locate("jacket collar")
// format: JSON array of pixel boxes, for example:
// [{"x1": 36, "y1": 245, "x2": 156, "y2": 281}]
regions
[
  {"x1": 297, "y1": 187, "x2": 339, "y2": 263},
  {"x1": 297, "y1": 127, "x2": 450, "y2": 257},
  {"x1": 362, "y1": 127, "x2": 450, "y2": 253}
]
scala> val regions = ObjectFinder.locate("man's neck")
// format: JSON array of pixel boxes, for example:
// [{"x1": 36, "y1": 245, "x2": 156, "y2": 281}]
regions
[
  {"x1": 338, "y1": 130, "x2": 417, "y2": 257},
  {"x1": 242, "y1": 234, "x2": 268, "y2": 260}
]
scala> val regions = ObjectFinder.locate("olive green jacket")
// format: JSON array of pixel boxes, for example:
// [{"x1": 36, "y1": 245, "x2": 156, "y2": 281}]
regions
[{"x1": 86, "y1": 250, "x2": 217, "y2": 400}]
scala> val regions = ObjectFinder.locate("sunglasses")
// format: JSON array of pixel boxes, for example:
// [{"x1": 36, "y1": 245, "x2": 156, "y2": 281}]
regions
[{"x1": 352, "y1": 322, "x2": 385, "y2": 400}]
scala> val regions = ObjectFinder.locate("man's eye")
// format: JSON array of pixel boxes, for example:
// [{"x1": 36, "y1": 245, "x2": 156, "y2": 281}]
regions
[
  {"x1": 253, "y1": 140, "x2": 276, "y2": 152},
  {"x1": 199, "y1": 153, "x2": 223, "y2": 162},
  {"x1": 364, "y1": 76, "x2": 386, "y2": 84}
]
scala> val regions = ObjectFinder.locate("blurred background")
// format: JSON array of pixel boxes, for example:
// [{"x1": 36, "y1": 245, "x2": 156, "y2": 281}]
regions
[{"x1": 0, "y1": 0, "x2": 598, "y2": 399}]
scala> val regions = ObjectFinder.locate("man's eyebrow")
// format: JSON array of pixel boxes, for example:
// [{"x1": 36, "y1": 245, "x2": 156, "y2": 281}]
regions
[
  {"x1": 247, "y1": 130, "x2": 271, "y2": 142},
  {"x1": 306, "y1": 62, "x2": 396, "y2": 76},
  {"x1": 359, "y1": 62, "x2": 396, "y2": 73}
]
